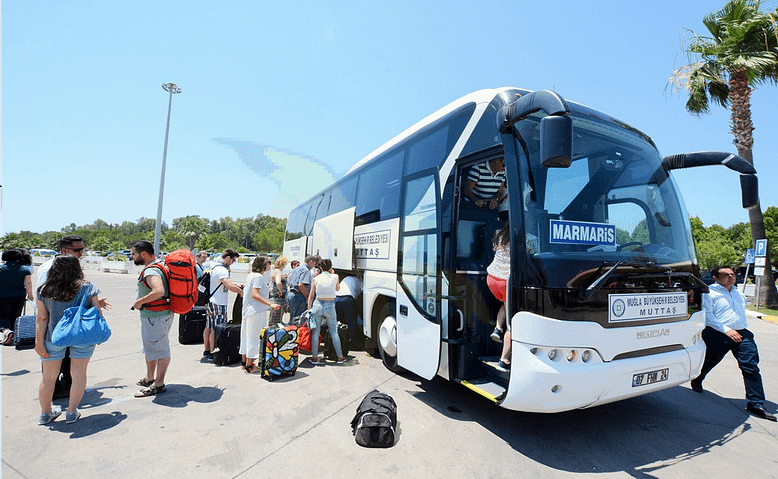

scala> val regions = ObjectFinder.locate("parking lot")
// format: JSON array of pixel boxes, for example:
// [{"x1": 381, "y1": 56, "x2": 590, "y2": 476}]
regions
[{"x1": 2, "y1": 267, "x2": 778, "y2": 478}]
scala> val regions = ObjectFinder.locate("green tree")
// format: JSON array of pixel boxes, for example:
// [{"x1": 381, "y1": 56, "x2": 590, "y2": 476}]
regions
[
  {"x1": 670, "y1": 0, "x2": 778, "y2": 306},
  {"x1": 174, "y1": 215, "x2": 209, "y2": 250},
  {"x1": 196, "y1": 233, "x2": 230, "y2": 252},
  {"x1": 253, "y1": 228, "x2": 284, "y2": 253}
]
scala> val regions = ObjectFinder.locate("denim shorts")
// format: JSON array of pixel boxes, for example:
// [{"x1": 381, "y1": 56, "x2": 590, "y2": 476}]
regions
[{"x1": 41, "y1": 340, "x2": 96, "y2": 361}]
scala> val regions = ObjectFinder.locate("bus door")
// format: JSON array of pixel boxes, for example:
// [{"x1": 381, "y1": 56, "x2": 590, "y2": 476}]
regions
[
  {"x1": 396, "y1": 169, "x2": 441, "y2": 380},
  {"x1": 449, "y1": 157, "x2": 506, "y2": 379}
]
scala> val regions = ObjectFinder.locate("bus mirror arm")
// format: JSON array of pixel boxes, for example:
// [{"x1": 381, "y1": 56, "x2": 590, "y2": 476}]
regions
[
  {"x1": 498, "y1": 90, "x2": 573, "y2": 168},
  {"x1": 661, "y1": 151, "x2": 756, "y2": 175},
  {"x1": 662, "y1": 151, "x2": 758, "y2": 209}
]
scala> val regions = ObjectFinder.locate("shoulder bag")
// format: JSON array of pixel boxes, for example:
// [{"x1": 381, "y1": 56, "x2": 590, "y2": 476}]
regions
[{"x1": 52, "y1": 285, "x2": 112, "y2": 347}]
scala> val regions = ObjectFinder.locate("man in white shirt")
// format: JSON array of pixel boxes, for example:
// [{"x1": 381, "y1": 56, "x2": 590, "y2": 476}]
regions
[
  {"x1": 691, "y1": 266, "x2": 775, "y2": 421},
  {"x1": 203, "y1": 249, "x2": 243, "y2": 360}
]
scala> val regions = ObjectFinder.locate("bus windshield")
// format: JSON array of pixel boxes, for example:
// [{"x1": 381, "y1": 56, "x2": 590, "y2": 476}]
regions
[{"x1": 515, "y1": 112, "x2": 697, "y2": 289}]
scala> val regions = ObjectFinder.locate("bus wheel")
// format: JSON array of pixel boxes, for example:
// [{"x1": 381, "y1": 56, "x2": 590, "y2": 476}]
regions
[{"x1": 377, "y1": 303, "x2": 403, "y2": 372}]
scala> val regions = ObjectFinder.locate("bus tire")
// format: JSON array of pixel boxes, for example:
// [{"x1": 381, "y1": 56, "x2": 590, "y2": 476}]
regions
[{"x1": 377, "y1": 302, "x2": 404, "y2": 373}]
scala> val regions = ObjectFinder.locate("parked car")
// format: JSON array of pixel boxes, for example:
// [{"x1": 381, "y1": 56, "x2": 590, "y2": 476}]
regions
[{"x1": 30, "y1": 248, "x2": 57, "y2": 257}]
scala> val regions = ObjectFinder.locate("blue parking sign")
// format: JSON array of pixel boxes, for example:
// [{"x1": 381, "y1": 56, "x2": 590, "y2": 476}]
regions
[
  {"x1": 745, "y1": 248, "x2": 755, "y2": 264},
  {"x1": 755, "y1": 239, "x2": 767, "y2": 257}
]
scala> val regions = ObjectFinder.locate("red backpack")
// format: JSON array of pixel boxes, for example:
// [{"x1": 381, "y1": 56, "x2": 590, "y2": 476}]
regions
[{"x1": 140, "y1": 249, "x2": 199, "y2": 314}]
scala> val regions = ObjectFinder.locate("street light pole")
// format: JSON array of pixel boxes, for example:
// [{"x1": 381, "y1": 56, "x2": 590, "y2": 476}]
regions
[{"x1": 154, "y1": 82, "x2": 182, "y2": 258}]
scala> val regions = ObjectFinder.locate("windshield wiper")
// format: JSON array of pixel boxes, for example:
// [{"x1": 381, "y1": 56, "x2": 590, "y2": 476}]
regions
[{"x1": 579, "y1": 261, "x2": 675, "y2": 300}]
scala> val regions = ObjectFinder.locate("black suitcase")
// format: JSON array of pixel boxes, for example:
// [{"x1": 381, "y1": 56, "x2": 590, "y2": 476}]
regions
[
  {"x1": 14, "y1": 314, "x2": 36, "y2": 350},
  {"x1": 322, "y1": 323, "x2": 349, "y2": 360},
  {"x1": 212, "y1": 323, "x2": 241, "y2": 366},
  {"x1": 178, "y1": 308, "x2": 206, "y2": 344},
  {"x1": 260, "y1": 325, "x2": 299, "y2": 380}
]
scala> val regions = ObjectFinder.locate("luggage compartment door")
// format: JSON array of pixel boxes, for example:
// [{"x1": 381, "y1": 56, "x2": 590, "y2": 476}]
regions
[{"x1": 312, "y1": 207, "x2": 356, "y2": 271}]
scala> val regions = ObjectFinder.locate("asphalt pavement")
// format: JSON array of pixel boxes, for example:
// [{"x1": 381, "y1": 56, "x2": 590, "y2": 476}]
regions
[{"x1": 2, "y1": 266, "x2": 777, "y2": 478}]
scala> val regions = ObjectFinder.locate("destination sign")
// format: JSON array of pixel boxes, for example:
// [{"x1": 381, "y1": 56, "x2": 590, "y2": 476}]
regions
[{"x1": 550, "y1": 219, "x2": 616, "y2": 246}]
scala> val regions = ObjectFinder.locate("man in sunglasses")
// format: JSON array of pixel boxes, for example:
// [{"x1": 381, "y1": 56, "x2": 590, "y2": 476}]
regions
[{"x1": 691, "y1": 266, "x2": 776, "y2": 421}]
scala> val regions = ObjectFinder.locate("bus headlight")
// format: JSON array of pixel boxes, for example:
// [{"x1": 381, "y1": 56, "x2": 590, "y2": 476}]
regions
[
  {"x1": 582, "y1": 350, "x2": 591, "y2": 362},
  {"x1": 548, "y1": 349, "x2": 557, "y2": 360},
  {"x1": 567, "y1": 350, "x2": 577, "y2": 362}
]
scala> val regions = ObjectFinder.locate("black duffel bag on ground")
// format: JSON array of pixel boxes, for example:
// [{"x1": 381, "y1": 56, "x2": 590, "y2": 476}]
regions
[{"x1": 350, "y1": 389, "x2": 397, "y2": 448}]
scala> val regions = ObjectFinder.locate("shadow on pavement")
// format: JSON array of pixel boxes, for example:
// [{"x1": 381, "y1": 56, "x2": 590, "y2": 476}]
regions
[
  {"x1": 410, "y1": 376, "x2": 755, "y2": 477},
  {"x1": 43, "y1": 411, "x2": 128, "y2": 439},
  {"x1": 149, "y1": 384, "x2": 224, "y2": 408}
]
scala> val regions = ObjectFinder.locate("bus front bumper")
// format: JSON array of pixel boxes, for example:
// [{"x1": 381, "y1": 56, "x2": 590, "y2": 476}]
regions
[{"x1": 498, "y1": 339, "x2": 705, "y2": 413}]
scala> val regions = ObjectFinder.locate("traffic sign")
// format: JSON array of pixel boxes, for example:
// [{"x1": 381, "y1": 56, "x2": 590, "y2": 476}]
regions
[
  {"x1": 755, "y1": 239, "x2": 767, "y2": 257},
  {"x1": 755, "y1": 267, "x2": 765, "y2": 276},
  {"x1": 745, "y1": 248, "x2": 755, "y2": 264},
  {"x1": 755, "y1": 257, "x2": 766, "y2": 267}
]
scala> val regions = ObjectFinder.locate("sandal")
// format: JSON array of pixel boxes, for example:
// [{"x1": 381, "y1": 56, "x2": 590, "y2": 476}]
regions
[
  {"x1": 1, "y1": 329, "x2": 13, "y2": 346},
  {"x1": 134, "y1": 385, "x2": 166, "y2": 397},
  {"x1": 137, "y1": 378, "x2": 155, "y2": 387}
]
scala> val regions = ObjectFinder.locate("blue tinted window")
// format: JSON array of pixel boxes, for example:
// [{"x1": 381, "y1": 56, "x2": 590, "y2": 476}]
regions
[{"x1": 355, "y1": 149, "x2": 404, "y2": 221}]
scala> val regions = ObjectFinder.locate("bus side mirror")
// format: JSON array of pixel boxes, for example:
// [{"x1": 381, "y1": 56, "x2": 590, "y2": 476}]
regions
[
  {"x1": 540, "y1": 115, "x2": 573, "y2": 168},
  {"x1": 741, "y1": 174, "x2": 759, "y2": 209}
]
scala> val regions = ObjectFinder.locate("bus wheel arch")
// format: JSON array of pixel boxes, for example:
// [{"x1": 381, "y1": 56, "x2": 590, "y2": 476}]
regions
[{"x1": 376, "y1": 301, "x2": 404, "y2": 372}]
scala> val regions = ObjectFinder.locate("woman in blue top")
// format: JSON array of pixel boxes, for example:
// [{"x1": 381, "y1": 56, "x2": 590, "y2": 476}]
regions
[
  {"x1": 0, "y1": 248, "x2": 34, "y2": 332},
  {"x1": 35, "y1": 255, "x2": 107, "y2": 425}
]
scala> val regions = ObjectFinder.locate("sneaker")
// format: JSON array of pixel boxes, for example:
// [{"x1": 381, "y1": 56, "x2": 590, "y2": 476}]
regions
[
  {"x1": 490, "y1": 327, "x2": 504, "y2": 343},
  {"x1": 203, "y1": 350, "x2": 210, "y2": 357},
  {"x1": 65, "y1": 410, "x2": 81, "y2": 424},
  {"x1": 496, "y1": 360, "x2": 511, "y2": 372},
  {"x1": 336, "y1": 356, "x2": 347, "y2": 365},
  {"x1": 39, "y1": 406, "x2": 62, "y2": 425}
]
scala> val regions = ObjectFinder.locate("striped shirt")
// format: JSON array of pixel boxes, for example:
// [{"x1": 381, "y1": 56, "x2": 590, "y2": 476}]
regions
[{"x1": 467, "y1": 161, "x2": 506, "y2": 201}]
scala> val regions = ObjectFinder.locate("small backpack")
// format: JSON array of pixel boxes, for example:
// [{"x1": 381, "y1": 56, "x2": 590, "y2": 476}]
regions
[
  {"x1": 195, "y1": 263, "x2": 227, "y2": 307},
  {"x1": 140, "y1": 249, "x2": 198, "y2": 315},
  {"x1": 195, "y1": 270, "x2": 213, "y2": 306},
  {"x1": 350, "y1": 389, "x2": 397, "y2": 448}
]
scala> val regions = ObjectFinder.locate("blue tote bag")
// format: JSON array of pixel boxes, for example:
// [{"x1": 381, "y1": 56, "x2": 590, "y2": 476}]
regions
[{"x1": 52, "y1": 285, "x2": 112, "y2": 347}]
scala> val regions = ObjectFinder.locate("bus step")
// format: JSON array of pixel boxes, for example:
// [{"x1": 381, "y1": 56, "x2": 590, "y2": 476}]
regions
[
  {"x1": 458, "y1": 377, "x2": 507, "y2": 403},
  {"x1": 481, "y1": 357, "x2": 510, "y2": 376}
]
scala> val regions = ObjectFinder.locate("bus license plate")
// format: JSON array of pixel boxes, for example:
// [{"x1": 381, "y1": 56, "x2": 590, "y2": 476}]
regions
[{"x1": 632, "y1": 368, "x2": 669, "y2": 387}]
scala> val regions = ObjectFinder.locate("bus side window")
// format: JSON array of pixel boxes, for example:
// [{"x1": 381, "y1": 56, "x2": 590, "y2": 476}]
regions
[{"x1": 355, "y1": 149, "x2": 404, "y2": 222}]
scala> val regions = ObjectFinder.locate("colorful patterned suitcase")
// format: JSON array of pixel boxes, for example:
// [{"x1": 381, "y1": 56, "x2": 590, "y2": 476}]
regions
[{"x1": 260, "y1": 325, "x2": 299, "y2": 380}]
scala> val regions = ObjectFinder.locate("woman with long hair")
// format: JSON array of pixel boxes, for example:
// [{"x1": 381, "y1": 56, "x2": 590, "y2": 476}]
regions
[
  {"x1": 35, "y1": 255, "x2": 107, "y2": 425},
  {"x1": 307, "y1": 258, "x2": 345, "y2": 365},
  {"x1": 268, "y1": 256, "x2": 288, "y2": 327},
  {"x1": 486, "y1": 221, "x2": 512, "y2": 371},
  {"x1": 240, "y1": 256, "x2": 280, "y2": 373}
]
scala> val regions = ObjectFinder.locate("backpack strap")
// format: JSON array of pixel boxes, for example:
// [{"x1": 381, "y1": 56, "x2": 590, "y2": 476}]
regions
[{"x1": 139, "y1": 263, "x2": 170, "y2": 311}]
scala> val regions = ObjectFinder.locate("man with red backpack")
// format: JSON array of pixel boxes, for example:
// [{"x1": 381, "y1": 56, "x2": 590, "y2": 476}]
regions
[{"x1": 131, "y1": 241, "x2": 172, "y2": 397}]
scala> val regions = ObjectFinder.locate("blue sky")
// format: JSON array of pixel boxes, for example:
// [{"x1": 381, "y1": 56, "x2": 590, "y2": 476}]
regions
[{"x1": 3, "y1": 0, "x2": 778, "y2": 235}]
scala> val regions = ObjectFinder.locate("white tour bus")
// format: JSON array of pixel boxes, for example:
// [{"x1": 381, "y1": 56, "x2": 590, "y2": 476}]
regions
[{"x1": 283, "y1": 87, "x2": 758, "y2": 413}]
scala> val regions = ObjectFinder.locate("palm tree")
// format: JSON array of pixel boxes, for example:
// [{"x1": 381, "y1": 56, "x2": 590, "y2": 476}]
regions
[
  {"x1": 670, "y1": 0, "x2": 778, "y2": 307},
  {"x1": 174, "y1": 216, "x2": 208, "y2": 250}
]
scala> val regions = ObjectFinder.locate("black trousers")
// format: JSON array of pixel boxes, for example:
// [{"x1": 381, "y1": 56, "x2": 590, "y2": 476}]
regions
[{"x1": 696, "y1": 327, "x2": 766, "y2": 408}]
